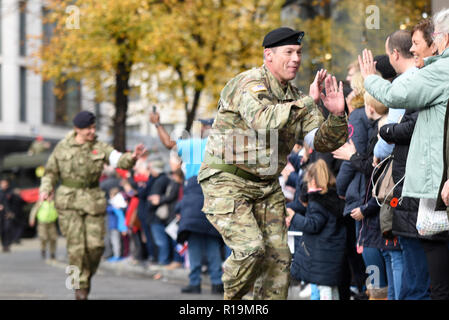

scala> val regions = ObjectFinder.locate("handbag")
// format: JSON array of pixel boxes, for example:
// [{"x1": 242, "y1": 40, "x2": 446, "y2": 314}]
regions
[
  {"x1": 154, "y1": 183, "x2": 174, "y2": 220},
  {"x1": 371, "y1": 156, "x2": 404, "y2": 205},
  {"x1": 379, "y1": 203, "x2": 395, "y2": 239},
  {"x1": 155, "y1": 204, "x2": 169, "y2": 220},
  {"x1": 416, "y1": 198, "x2": 449, "y2": 236}
]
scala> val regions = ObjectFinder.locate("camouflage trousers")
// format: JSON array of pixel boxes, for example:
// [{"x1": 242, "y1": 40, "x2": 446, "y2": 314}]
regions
[
  {"x1": 200, "y1": 172, "x2": 291, "y2": 300},
  {"x1": 37, "y1": 222, "x2": 58, "y2": 254},
  {"x1": 58, "y1": 209, "x2": 106, "y2": 290}
]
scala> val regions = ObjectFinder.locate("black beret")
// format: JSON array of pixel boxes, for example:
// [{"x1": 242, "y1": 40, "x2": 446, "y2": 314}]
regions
[
  {"x1": 374, "y1": 55, "x2": 397, "y2": 80},
  {"x1": 199, "y1": 118, "x2": 214, "y2": 126},
  {"x1": 262, "y1": 27, "x2": 305, "y2": 48},
  {"x1": 73, "y1": 111, "x2": 96, "y2": 128}
]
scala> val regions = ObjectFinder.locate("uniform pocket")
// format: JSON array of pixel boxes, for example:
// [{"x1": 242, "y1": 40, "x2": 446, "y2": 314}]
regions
[
  {"x1": 55, "y1": 185, "x2": 75, "y2": 210},
  {"x1": 56, "y1": 153, "x2": 74, "y2": 176},
  {"x1": 202, "y1": 197, "x2": 234, "y2": 215}
]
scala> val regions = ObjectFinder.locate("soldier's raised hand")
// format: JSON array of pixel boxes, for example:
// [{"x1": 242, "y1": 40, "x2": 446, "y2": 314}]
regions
[
  {"x1": 309, "y1": 69, "x2": 328, "y2": 104},
  {"x1": 132, "y1": 143, "x2": 147, "y2": 160},
  {"x1": 320, "y1": 75, "x2": 345, "y2": 116}
]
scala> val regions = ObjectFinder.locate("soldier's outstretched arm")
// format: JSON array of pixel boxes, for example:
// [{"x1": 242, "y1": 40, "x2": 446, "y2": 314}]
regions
[{"x1": 102, "y1": 143, "x2": 145, "y2": 171}]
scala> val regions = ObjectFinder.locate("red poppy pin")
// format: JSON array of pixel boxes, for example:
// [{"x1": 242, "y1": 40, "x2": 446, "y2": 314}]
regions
[
  {"x1": 92, "y1": 150, "x2": 98, "y2": 155},
  {"x1": 390, "y1": 197, "x2": 398, "y2": 208}
]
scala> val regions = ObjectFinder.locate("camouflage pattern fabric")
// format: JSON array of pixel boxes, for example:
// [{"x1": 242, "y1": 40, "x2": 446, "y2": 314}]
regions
[
  {"x1": 58, "y1": 209, "x2": 105, "y2": 290},
  {"x1": 37, "y1": 222, "x2": 58, "y2": 254},
  {"x1": 201, "y1": 172, "x2": 290, "y2": 300},
  {"x1": 198, "y1": 64, "x2": 347, "y2": 183},
  {"x1": 39, "y1": 130, "x2": 136, "y2": 290},
  {"x1": 199, "y1": 64, "x2": 347, "y2": 300}
]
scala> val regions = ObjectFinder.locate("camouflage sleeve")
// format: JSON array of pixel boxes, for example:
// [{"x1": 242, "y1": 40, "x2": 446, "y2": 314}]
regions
[
  {"x1": 313, "y1": 113, "x2": 348, "y2": 152},
  {"x1": 39, "y1": 150, "x2": 60, "y2": 195},
  {"x1": 291, "y1": 99, "x2": 326, "y2": 140},
  {"x1": 97, "y1": 142, "x2": 136, "y2": 170},
  {"x1": 116, "y1": 152, "x2": 137, "y2": 170},
  {"x1": 237, "y1": 80, "x2": 316, "y2": 131}
]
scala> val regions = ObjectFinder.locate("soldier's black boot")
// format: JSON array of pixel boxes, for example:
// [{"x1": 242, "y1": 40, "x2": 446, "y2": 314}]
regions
[
  {"x1": 75, "y1": 288, "x2": 89, "y2": 300},
  {"x1": 181, "y1": 284, "x2": 201, "y2": 294},
  {"x1": 41, "y1": 250, "x2": 46, "y2": 259},
  {"x1": 211, "y1": 284, "x2": 224, "y2": 294}
]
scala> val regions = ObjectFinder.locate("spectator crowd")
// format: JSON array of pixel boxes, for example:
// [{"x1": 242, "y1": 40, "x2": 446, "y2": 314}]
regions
[{"x1": 2, "y1": 8, "x2": 449, "y2": 301}]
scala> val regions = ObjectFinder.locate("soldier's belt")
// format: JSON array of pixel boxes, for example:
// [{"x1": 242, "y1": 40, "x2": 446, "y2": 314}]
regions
[
  {"x1": 204, "y1": 153, "x2": 263, "y2": 183},
  {"x1": 61, "y1": 178, "x2": 99, "y2": 189}
]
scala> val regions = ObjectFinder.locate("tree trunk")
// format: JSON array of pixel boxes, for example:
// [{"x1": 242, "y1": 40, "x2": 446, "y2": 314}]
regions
[
  {"x1": 113, "y1": 58, "x2": 131, "y2": 152},
  {"x1": 185, "y1": 88, "x2": 202, "y2": 132}
]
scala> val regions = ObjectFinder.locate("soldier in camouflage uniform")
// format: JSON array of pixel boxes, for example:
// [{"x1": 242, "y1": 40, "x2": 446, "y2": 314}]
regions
[
  {"x1": 198, "y1": 27, "x2": 348, "y2": 300},
  {"x1": 39, "y1": 111, "x2": 146, "y2": 300}
]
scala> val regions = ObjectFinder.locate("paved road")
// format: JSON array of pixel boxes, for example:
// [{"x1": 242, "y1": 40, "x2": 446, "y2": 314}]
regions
[{"x1": 0, "y1": 237, "x2": 222, "y2": 300}]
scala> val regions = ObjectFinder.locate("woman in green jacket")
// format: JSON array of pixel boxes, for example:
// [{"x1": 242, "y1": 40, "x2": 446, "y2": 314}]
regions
[{"x1": 359, "y1": 8, "x2": 449, "y2": 300}]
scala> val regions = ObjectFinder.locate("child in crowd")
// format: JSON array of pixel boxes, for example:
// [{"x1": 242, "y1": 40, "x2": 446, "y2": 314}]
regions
[
  {"x1": 286, "y1": 159, "x2": 346, "y2": 300},
  {"x1": 106, "y1": 187, "x2": 128, "y2": 262},
  {"x1": 29, "y1": 192, "x2": 58, "y2": 260}
]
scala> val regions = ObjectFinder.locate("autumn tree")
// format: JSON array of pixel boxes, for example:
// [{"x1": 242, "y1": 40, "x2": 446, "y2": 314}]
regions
[
  {"x1": 283, "y1": 0, "x2": 431, "y2": 90},
  {"x1": 34, "y1": 0, "x2": 155, "y2": 151},
  {"x1": 145, "y1": 0, "x2": 284, "y2": 132}
]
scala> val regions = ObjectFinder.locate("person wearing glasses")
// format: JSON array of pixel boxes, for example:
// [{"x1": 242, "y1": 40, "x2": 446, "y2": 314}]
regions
[
  {"x1": 359, "y1": 8, "x2": 449, "y2": 300},
  {"x1": 198, "y1": 27, "x2": 348, "y2": 300}
]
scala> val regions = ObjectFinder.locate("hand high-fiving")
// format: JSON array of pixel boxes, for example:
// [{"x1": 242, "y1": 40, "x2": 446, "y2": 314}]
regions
[
  {"x1": 358, "y1": 48, "x2": 377, "y2": 80},
  {"x1": 320, "y1": 75, "x2": 345, "y2": 116},
  {"x1": 309, "y1": 69, "x2": 328, "y2": 104},
  {"x1": 132, "y1": 143, "x2": 147, "y2": 160}
]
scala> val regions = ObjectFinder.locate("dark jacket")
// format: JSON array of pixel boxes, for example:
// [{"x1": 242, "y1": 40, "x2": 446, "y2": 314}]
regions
[
  {"x1": 138, "y1": 173, "x2": 171, "y2": 225},
  {"x1": 380, "y1": 110, "x2": 448, "y2": 241},
  {"x1": 158, "y1": 179, "x2": 181, "y2": 223},
  {"x1": 336, "y1": 108, "x2": 372, "y2": 215},
  {"x1": 436, "y1": 99, "x2": 449, "y2": 212},
  {"x1": 290, "y1": 188, "x2": 346, "y2": 286},
  {"x1": 175, "y1": 176, "x2": 222, "y2": 243},
  {"x1": 350, "y1": 118, "x2": 400, "y2": 250}
]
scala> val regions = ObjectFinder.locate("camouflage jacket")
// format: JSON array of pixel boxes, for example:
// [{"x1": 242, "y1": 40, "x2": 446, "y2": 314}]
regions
[
  {"x1": 40, "y1": 131, "x2": 136, "y2": 215},
  {"x1": 199, "y1": 64, "x2": 348, "y2": 182}
]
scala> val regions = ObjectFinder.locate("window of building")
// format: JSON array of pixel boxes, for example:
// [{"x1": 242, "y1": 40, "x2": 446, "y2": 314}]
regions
[
  {"x1": 19, "y1": 66, "x2": 26, "y2": 122},
  {"x1": 19, "y1": 0, "x2": 27, "y2": 56},
  {"x1": 42, "y1": 79, "x2": 81, "y2": 126}
]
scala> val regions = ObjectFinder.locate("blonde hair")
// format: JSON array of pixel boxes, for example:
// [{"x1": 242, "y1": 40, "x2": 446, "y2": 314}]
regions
[
  {"x1": 304, "y1": 159, "x2": 336, "y2": 194},
  {"x1": 347, "y1": 60, "x2": 360, "y2": 73},
  {"x1": 364, "y1": 92, "x2": 388, "y2": 116},
  {"x1": 349, "y1": 72, "x2": 365, "y2": 109}
]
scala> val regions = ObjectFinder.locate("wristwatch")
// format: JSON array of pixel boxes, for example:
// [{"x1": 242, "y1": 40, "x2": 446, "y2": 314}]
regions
[{"x1": 155, "y1": 122, "x2": 161, "y2": 128}]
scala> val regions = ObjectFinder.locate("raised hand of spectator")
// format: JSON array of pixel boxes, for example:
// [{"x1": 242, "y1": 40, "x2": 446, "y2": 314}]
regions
[
  {"x1": 149, "y1": 111, "x2": 160, "y2": 124},
  {"x1": 358, "y1": 48, "x2": 377, "y2": 79}
]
